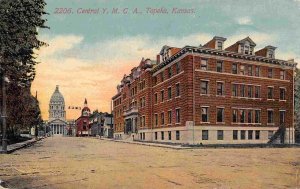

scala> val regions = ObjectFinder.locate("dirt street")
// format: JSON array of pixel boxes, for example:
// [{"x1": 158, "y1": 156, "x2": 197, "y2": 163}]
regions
[{"x1": 0, "y1": 137, "x2": 300, "y2": 189}]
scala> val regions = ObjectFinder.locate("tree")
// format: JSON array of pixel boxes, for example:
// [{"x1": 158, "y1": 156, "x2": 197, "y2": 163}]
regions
[{"x1": 0, "y1": 0, "x2": 48, "y2": 139}]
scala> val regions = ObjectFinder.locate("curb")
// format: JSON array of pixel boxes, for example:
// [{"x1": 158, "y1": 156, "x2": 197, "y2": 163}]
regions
[{"x1": 0, "y1": 137, "x2": 43, "y2": 154}]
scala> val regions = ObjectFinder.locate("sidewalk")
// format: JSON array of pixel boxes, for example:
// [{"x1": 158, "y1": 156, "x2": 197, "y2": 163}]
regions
[
  {"x1": 99, "y1": 137, "x2": 192, "y2": 149},
  {"x1": 0, "y1": 137, "x2": 42, "y2": 154}
]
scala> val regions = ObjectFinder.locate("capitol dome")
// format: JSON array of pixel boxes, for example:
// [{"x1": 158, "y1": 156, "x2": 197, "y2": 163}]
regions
[{"x1": 50, "y1": 85, "x2": 65, "y2": 103}]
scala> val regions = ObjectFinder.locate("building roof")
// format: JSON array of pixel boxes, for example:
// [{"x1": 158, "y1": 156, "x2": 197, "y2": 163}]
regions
[{"x1": 50, "y1": 85, "x2": 65, "y2": 103}]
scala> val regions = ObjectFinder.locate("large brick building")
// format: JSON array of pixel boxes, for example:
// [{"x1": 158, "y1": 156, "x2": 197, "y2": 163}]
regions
[{"x1": 112, "y1": 36, "x2": 297, "y2": 144}]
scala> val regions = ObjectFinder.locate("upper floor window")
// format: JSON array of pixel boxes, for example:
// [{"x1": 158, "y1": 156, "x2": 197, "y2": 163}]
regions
[
  {"x1": 216, "y1": 61, "x2": 223, "y2": 72},
  {"x1": 160, "y1": 72, "x2": 164, "y2": 82},
  {"x1": 232, "y1": 84, "x2": 238, "y2": 96},
  {"x1": 248, "y1": 85, "x2": 253, "y2": 98},
  {"x1": 168, "y1": 67, "x2": 172, "y2": 78},
  {"x1": 232, "y1": 63, "x2": 238, "y2": 74},
  {"x1": 240, "y1": 109, "x2": 246, "y2": 123},
  {"x1": 244, "y1": 45, "x2": 250, "y2": 54},
  {"x1": 240, "y1": 65, "x2": 245, "y2": 75},
  {"x1": 201, "y1": 80, "x2": 209, "y2": 94},
  {"x1": 255, "y1": 110, "x2": 261, "y2": 123},
  {"x1": 201, "y1": 59, "x2": 208, "y2": 70},
  {"x1": 248, "y1": 65, "x2": 253, "y2": 76},
  {"x1": 160, "y1": 90, "x2": 164, "y2": 102},
  {"x1": 267, "y1": 87, "x2": 274, "y2": 99},
  {"x1": 154, "y1": 114, "x2": 158, "y2": 126},
  {"x1": 232, "y1": 109, "x2": 237, "y2": 123},
  {"x1": 268, "y1": 68, "x2": 273, "y2": 78},
  {"x1": 217, "y1": 108, "x2": 224, "y2": 123},
  {"x1": 255, "y1": 66, "x2": 260, "y2": 77},
  {"x1": 268, "y1": 50, "x2": 274, "y2": 58},
  {"x1": 255, "y1": 86, "x2": 261, "y2": 98},
  {"x1": 267, "y1": 110, "x2": 274, "y2": 124},
  {"x1": 280, "y1": 70, "x2": 285, "y2": 80},
  {"x1": 280, "y1": 88, "x2": 286, "y2": 100},
  {"x1": 168, "y1": 110, "x2": 172, "y2": 124},
  {"x1": 167, "y1": 87, "x2": 172, "y2": 100},
  {"x1": 153, "y1": 76, "x2": 157, "y2": 85},
  {"x1": 217, "y1": 82, "x2": 224, "y2": 96},
  {"x1": 175, "y1": 108, "x2": 181, "y2": 123},
  {"x1": 201, "y1": 107, "x2": 209, "y2": 122},
  {"x1": 154, "y1": 93, "x2": 158, "y2": 104},
  {"x1": 161, "y1": 112, "x2": 165, "y2": 125},
  {"x1": 175, "y1": 83, "x2": 180, "y2": 97},
  {"x1": 176, "y1": 62, "x2": 181, "y2": 74},
  {"x1": 240, "y1": 84, "x2": 246, "y2": 97}
]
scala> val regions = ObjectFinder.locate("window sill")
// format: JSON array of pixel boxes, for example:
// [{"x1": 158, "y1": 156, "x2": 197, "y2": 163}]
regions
[
  {"x1": 175, "y1": 96, "x2": 181, "y2": 99},
  {"x1": 216, "y1": 122, "x2": 225, "y2": 124},
  {"x1": 200, "y1": 122, "x2": 210, "y2": 124},
  {"x1": 267, "y1": 123, "x2": 275, "y2": 126},
  {"x1": 267, "y1": 99, "x2": 275, "y2": 101},
  {"x1": 175, "y1": 122, "x2": 181, "y2": 125},
  {"x1": 216, "y1": 95, "x2": 226, "y2": 97},
  {"x1": 200, "y1": 94, "x2": 210, "y2": 96},
  {"x1": 279, "y1": 100, "x2": 286, "y2": 102}
]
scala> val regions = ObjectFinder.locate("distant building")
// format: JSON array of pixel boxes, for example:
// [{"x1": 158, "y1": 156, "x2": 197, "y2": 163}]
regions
[
  {"x1": 48, "y1": 85, "x2": 67, "y2": 136},
  {"x1": 75, "y1": 99, "x2": 91, "y2": 136},
  {"x1": 112, "y1": 36, "x2": 297, "y2": 144},
  {"x1": 89, "y1": 111, "x2": 114, "y2": 138}
]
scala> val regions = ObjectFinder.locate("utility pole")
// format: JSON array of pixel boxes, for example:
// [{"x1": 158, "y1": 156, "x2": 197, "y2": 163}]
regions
[{"x1": 2, "y1": 73, "x2": 8, "y2": 153}]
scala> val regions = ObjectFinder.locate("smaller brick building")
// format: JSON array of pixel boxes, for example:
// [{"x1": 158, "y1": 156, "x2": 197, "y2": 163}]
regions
[{"x1": 75, "y1": 99, "x2": 91, "y2": 136}]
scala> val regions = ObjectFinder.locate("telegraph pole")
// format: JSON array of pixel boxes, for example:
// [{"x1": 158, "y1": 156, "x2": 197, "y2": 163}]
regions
[{"x1": 1, "y1": 72, "x2": 8, "y2": 152}]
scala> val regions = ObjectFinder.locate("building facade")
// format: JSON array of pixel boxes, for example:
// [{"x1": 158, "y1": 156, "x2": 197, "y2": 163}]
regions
[
  {"x1": 112, "y1": 36, "x2": 297, "y2": 144},
  {"x1": 89, "y1": 112, "x2": 114, "y2": 138},
  {"x1": 48, "y1": 85, "x2": 67, "y2": 136}
]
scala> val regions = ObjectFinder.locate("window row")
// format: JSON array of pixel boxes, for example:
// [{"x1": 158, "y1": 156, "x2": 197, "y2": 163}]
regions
[
  {"x1": 154, "y1": 130, "x2": 180, "y2": 141},
  {"x1": 154, "y1": 62, "x2": 181, "y2": 85},
  {"x1": 154, "y1": 83, "x2": 181, "y2": 103},
  {"x1": 202, "y1": 130, "x2": 263, "y2": 140},
  {"x1": 201, "y1": 107, "x2": 286, "y2": 125},
  {"x1": 154, "y1": 108, "x2": 181, "y2": 126},
  {"x1": 200, "y1": 59, "x2": 286, "y2": 80}
]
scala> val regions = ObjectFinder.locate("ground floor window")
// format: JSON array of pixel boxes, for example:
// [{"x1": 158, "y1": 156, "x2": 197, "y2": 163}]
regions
[
  {"x1": 248, "y1": 130, "x2": 253, "y2": 140},
  {"x1": 233, "y1": 130, "x2": 238, "y2": 140},
  {"x1": 155, "y1": 132, "x2": 157, "y2": 140},
  {"x1": 255, "y1": 130, "x2": 260, "y2": 140},
  {"x1": 268, "y1": 131, "x2": 273, "y2": 139},
  {"x1": 241, "y1": 130, "x2": 246, "y2": 140},
  {"x1": 202, "y1": 130, "x2": 208, "y2": 140},
  {"x1": 217, "y1": 130, "x2": 223, "y2": 140},
  {"x1": 161, "y1": 131, "x2": 164, "y2": 140},
  {"x1": 168, "y1": 131, "x2": 171, "y2": 140},
  {"x1": 140, "y1": 133, "x2": 142, "y2": 140},
  {"x1": 143, "y1": 133, "x2": 145, "y2": 140},
  {"x1": 176, "y1": 130, "x2": 180, "y2": 140}
]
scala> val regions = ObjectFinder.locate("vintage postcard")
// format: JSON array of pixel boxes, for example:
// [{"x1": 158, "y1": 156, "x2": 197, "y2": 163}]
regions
[{"x1": 0, "y1": 0, "x2": 300, "y2": 188}]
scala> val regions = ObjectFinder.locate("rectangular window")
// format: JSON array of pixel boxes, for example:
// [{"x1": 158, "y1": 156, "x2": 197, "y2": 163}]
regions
[
  {"x1": 161, "y1": 72, "x2": 164, "y2": 82},
  {"x1": 240, "y1": 84, "x2": 246, "y2": 97},
  {"x1": 248, "y1": 85, "x2": 253, "y2": 98},
  {"x1": 240, "y1": 65, "x2": 245, "y2": 75},
  {"x1": 161, "y1": 90, "x2": 164, "y2": 102},
  {"x1": 268, "y1": 68, "x2": 273, "y2": 78},
  {"x1": 232, "y1": 109, "x2": 238, "y2": 123},
  {"x1": 248, "y1": 110, "x2": 253, "y2": 123},
  {"x1": 201, "y1": 81, "x2": 209, "y2": 94},
  {"x1": 175, "y1": 83, "x2": 180, "y2": 97},
  {"x1": 255, "y1": 86, "x2": 260, "y2": 98},
  {"x1": 244, "y1": 45, "x2": 249, "y2": 54},
  {"x1": 280, "y1": 88, "x2": 286, "y2": 100},
  {"x1": 268, "y1": 131, "x2": 273, "y2": 139},
  {"x1": 232, "y1": 63, "x2": 238, "y2": 74},
  {"x1": 202, "y1": 130, "x2": 208, "y2": 140},
  {"x1": 176, "y1": 130, "x2": 180, "y2": 140},
  {"x1": 201, "y1": 107, "x2": 209, "y2": 122},
  {"x1": 154, "y1": 93, "x2": 158, "y2": 104},
  {"x1": 217, "y1": 41, "x2": 223, "y2": 50},
  {"x1": 168, "y1": 67, "x2": 172, "y2": 78},
  {"x1": 176, "y1": 62, "x2": 181, "y2": 74},
  {"x1": 142, "y1": 116, "x2": 145, "y2": 127},
  {"x1": 267, "y1": 110, "x2": 274, "y2": 124},
  {"x1": 267, "y1": 87, "x2": 274, "y2": 99},
  {"x1": 255, "y1": 130, "x2": 260, "y2": 140},
  {"x1": 241, "y1": 130, "x2": 246, "y2": 140},
  {"x1": 255, "y1": 110, "x2": 261, "y2": 123},
  {"x1": 232, "y1": 84, "x2": 238, "y2": 96},
  {"x1": 280, "y1": 111, "x2": 285, "y2": 125},
  {"x1": 217, "y1": 82, "x2": 224, "y2": 96},
  {"x1": 240, "y1": 110, "x2": 245, "y2": 123},
  {"x1": 155, "y1": 132, "x2": 157, "y2": 140},
  {"x1": 154, "y1": 76, "x2": 157, "y2": 85},
  {"x1": 255, "y1": 66, "x2": 260, "y2": 77},
  {"x1": 176, "y1": 109, "x2": 181, "y2": 123},
  {"x1": 248, "y1": 65, "x2": 253, "y2": 76},
  {"x1": 168, "y1": 131, "x2": 171, "y2": 140},
  {"x1": 161, "y1": 131, "x2": 164, "y2": 140},
  {"x1": 161, "y1": 112, "x2": 164, "y2": 125},
  {"x1": 155, "y1": 114, "x2": 158, "y2": 126},
  {"x1": 168, "y1": 110, "x2": 172, "y2": 124},
  {"x1": 217, "y1": 130, "x2": 223, "y2": 140},
  {"x1": 217, "y1": 61, "x2": 223, "y2": 72},
  {"x1": 217, "y1": 108, "x2": 224, "y2": 123},
  {"x1": 280, "y1": 70, "x2": 285, "y2": 80},
  {"x1": 201, "y1": 59, "x2": 208, "y2": 70},
  {"x1": 233, "y1": 130, "x2": 238, "y2": 140},
  {"x1": 168, "y1": 87, "x2": 172, "y2": 99},
  {"x1": 248, "y1": 130, "x2": 253, "y2": 140}
]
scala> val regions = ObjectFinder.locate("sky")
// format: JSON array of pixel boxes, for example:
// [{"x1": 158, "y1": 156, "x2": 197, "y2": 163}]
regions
[{"x1": 32, "y1": 0, "x2": 300, "y2": 120}]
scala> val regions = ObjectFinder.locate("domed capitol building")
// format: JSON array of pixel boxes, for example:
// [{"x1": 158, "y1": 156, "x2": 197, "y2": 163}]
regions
[{"x1": 48, "y1": 85, "x2": 67, "y2": 135}]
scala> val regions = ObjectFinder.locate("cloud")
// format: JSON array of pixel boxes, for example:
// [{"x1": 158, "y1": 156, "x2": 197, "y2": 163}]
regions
[{"x1": 236, "y1": 16, "x2": 253, "y2": 25}]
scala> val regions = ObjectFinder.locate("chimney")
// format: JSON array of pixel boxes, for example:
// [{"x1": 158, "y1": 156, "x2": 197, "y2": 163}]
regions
[{"x1": 156, "y1": 54, "x2": 161, "y2": 64}]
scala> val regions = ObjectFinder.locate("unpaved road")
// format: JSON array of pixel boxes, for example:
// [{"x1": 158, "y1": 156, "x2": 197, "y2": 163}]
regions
[{"x1": 0, "y1": 137, "x2": 300, "y2": 189}]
